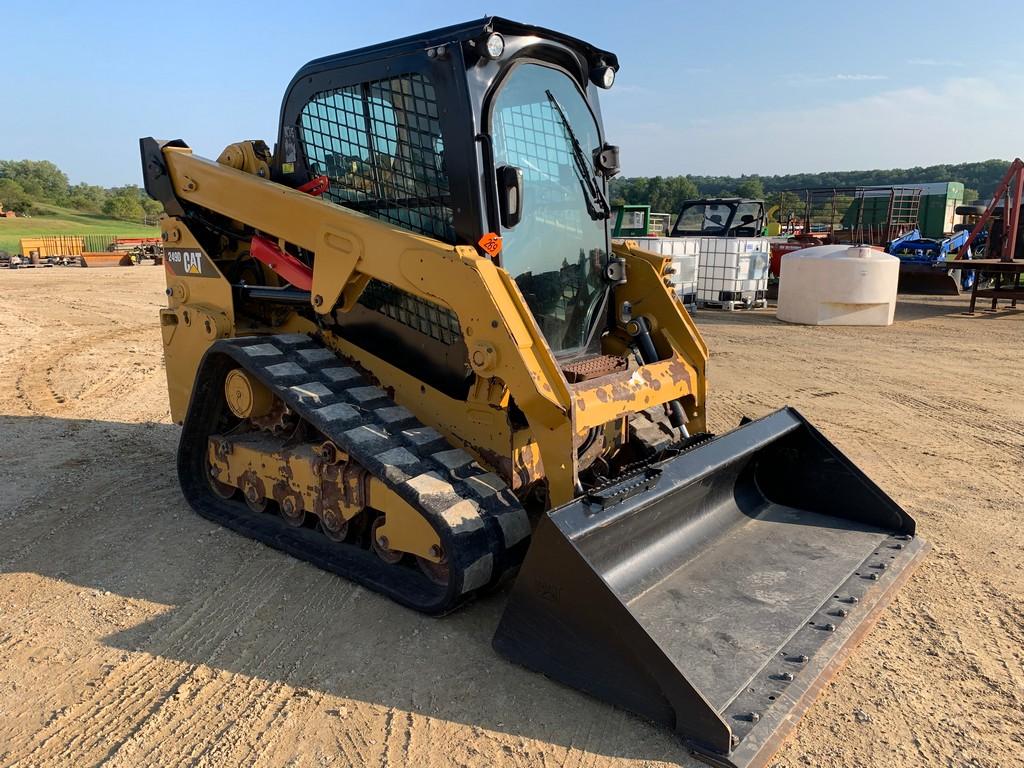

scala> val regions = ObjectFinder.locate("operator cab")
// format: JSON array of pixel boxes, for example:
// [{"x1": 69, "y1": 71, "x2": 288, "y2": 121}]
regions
[
  {"x1": 671, "y1": 198, "x2": 766, "y2": 237},
  {"x1": 274, "y1": 18, "x2": 620, "y2": 390}
]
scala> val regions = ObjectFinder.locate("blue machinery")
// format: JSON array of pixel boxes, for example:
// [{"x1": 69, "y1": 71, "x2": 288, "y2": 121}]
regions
[{"x1": 888, "y1": 228, "x2": 976, "y2": 294}]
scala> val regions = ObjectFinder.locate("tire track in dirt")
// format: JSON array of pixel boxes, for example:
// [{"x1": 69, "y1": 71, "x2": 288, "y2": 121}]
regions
[
  {"x1": 107, "y1": 570, "x2": 352, "y2": 767},
  {"x1": 11, "y1": 325, "x2": 152, "y2": 417},
  {"x1": 3, "y1": 264, "x2": 1023, "y2": 768},
  {"x1": 6, "y1": 552, "x2": 286, "y2": 767}
]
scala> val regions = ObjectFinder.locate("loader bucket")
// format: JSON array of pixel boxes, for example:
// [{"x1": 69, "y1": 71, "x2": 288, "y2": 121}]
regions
[
  {"x1": 493, "y1": 407, "x2": 926, "y2": 768},
  {"x1": 81, "y1": 251, "x2": 134, "y2": 267}
]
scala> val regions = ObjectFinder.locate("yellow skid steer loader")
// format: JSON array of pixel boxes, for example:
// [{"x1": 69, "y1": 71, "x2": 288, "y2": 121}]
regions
[{"x1": 141, "y1": 18, "x2": 926, "y2": 767}]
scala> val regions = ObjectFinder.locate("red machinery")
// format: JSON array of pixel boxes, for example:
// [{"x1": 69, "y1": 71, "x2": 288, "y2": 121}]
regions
[{"x1": 952, "y1": 158, "x2": 1024, "y2": 313}]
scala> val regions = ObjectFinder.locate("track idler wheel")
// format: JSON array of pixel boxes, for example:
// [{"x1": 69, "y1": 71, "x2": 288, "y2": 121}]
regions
[
  {"x1": 417, "y1": 546, "x2": 450, "y2": 586},
  {"x1": 278, "y1": 492, "x2": 306, "y2": 528},
  {"x1": 370, "y1": 517, "x2": 403, "y2": 564},
  {"x1": 320, "y1": 508, "x2": 349, "y2": 543}
]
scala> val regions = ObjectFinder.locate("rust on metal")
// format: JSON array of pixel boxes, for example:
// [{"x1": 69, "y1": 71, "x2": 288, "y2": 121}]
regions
[
  {"x1": 510, "y1": 442, "x2": 544, "y2": 492},
  {"x1": 639, "y1": 368, "x2": 662, "y2": 391},
  {"x1": 239, "y1": 469, "x2": 266, "y2": 502},
  {"x1": 665, "y1": 358, "x2": 693, "y2": 388},
  {"x1": 317, "y1": 463, "x2": 346, "y2": 520},
  {"x1": 251, "y1": 398, "x2": 291, "y2": 433},
  {"x1": 272, "y1": 478, "x2": 301, "y2": 510}
]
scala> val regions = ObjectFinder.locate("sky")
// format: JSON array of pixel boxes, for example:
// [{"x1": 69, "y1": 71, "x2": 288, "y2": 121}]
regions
[{"x1": 3, "y1": 0, "x2": 1023, "y2": 187}]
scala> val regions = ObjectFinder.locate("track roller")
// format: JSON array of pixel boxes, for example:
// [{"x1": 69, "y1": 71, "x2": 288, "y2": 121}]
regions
[
  {"x1": 278, "y1": 492, "x2": 306, "y2": 527},
  {"x1": 320, "y1": 508, "x2": 349, "y2": 542},
  {"x1": 243, "y1": 482, "x2": 268, "y2": 513},
  {"x1": 208, "y1": 465, "x2": 236, "y2": 500}
]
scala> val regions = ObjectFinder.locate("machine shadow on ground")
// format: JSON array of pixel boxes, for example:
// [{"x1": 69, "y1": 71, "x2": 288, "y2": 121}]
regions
[
  {"x1": 893, "y1": 299, "x2": 1023, "y2": 321},
  {"x1": 0, "y1": 413, "x2": 696, "y2": 765}
]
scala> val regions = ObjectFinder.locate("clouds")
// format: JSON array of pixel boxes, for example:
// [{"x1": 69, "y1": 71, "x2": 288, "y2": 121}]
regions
[
  {"x1": 831, "y1": 73, "x2": 889, "y2": 81},
  {"x1": 607, "y1": 76, "x2": 1023, "y2": 177},
  {"x1": 907, "y1": 58, "x2": 963, "y2": 68},
  {"x1": 786, "y1": 73, "x2": 890, "y2": 84}
]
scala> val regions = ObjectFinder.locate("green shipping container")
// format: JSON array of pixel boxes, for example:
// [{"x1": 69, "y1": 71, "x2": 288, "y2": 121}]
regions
[
  {"x1": 841, "y1": 182, "x2": 964, "y2": 239},
  {"x1": 916, "y1": 182, "x2": 964, "y2": 238}
]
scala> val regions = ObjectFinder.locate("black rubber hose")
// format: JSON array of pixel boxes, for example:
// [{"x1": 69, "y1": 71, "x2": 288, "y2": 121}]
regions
[{"x1": 629, "y1": 316, "x2": 689, "y2": 437}]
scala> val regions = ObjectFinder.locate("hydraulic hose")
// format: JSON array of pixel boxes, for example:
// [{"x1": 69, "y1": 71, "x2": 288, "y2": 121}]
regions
[{"x1": 627, "y1": 316, "x2": 690, "y2": 438}]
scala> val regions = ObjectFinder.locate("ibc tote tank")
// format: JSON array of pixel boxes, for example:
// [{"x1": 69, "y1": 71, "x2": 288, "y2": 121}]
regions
[{"x1": 776, "y1": 244, "x2": 899, "y2": 326}]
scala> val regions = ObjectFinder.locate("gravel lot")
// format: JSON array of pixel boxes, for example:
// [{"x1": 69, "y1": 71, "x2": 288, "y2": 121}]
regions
[{"x1": 1, "y1": 267, "x2": 1021, "y2": 767}]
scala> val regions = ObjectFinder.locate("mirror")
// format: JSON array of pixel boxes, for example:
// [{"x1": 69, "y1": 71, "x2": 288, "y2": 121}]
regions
[
  {"x1": 593, "y1": 143, "x2": 620, "y2": 178},
  {"x1": 497, "y1": 165, "x2": 524, "y2": 228}
]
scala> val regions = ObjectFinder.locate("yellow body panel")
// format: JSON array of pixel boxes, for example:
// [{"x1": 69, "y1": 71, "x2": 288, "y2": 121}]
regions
[
  {"x1": 160, "y1": 221, "x2": 236, "y2": 420},
  {"x1": 159, "y1": 143, "x2": 708, "y2": 509}
]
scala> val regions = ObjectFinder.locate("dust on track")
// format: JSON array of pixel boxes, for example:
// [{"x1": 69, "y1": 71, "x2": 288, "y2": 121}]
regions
[{"x1": 0, "y1": 268, "x2": 1021, "y2": 767}]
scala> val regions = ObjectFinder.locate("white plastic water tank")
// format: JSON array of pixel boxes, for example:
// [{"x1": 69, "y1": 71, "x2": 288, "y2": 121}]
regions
[{"x1": 776, "y1": 245, "x2": 899, "y2": 326}]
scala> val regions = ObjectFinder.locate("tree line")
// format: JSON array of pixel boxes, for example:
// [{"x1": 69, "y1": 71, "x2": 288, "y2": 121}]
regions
[
  {"x1": 3, "y1": 156, "x2": 1014, "y2": 225},
  {"x1": 0, "y1": 159, "x2": 162, "y2": 223},
  {"x1": 609, "y1": 158, "x2": 1011, "y2": 215}
]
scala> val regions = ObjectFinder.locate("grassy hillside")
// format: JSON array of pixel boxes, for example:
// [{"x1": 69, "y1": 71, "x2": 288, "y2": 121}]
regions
[{"x1": 0, "y1": 204, "x2": 158, "y2": 254}]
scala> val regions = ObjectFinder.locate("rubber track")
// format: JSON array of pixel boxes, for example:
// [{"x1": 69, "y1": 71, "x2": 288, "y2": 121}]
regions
[
  {"x1": 177, "y1": 333, "x2": 532, "y2": 615},
  {"x1": 629, "y1": 405, "x2": 679, "y2": 454}
]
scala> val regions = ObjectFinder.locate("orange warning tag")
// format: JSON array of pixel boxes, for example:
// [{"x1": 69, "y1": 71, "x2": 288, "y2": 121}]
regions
[{"x1": 478, "y1": 232, "x2": 503, "y2": 257}]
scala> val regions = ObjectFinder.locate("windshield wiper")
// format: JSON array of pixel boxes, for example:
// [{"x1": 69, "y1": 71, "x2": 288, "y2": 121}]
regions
[{"x1": 545, "y1": 89, "x2": 610, "y2": 221}]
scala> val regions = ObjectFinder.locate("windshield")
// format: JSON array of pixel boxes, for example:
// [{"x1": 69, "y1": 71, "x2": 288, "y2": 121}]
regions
[
  {"x1": 674, "y1": 201, "x2": 764, "y2": 236},
  {"x1": 490, "y1": 64, "x2": 608, "y2": 357},
  {"x1": 675, "y1": 202, "x2": 733, "y2": 235},
  {"x1": 733, "y1": 202, "x2": 763, "y2": 235}
]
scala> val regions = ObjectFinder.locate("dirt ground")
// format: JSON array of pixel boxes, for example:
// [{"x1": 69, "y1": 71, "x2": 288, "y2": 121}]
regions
[{"x1": 0, "y1": 267, "x2": 1021, "y2": 768}]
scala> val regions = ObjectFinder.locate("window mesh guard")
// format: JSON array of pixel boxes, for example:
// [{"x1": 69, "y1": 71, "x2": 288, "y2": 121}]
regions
[
  {"x1": 359, "y1": 280, "x2": 461, "y2": 346},
  {"x1": 299, "y1": 72, "x2": 460, "y2": 344},
  {"x1": 299, "y1": 73, "x2": 454, "y2": 243}
]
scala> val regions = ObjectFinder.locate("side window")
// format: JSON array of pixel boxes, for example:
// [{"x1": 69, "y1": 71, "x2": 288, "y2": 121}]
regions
[
  {"x1": 299, "y1": 72, "x2": 454, "y2": 243},
  {"x1": 676, "y1": 205, "x2": 706, "y2": 232}
]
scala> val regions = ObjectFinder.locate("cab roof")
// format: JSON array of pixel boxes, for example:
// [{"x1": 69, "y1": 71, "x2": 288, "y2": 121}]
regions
[{"x1": 292, "y1": 16, "x2": 618, "y2": 79}]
